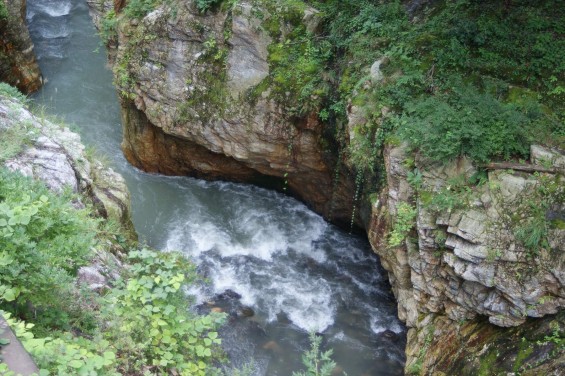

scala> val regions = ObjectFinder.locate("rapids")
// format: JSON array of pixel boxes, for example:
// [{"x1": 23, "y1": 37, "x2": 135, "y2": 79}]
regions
[{"x1": 27, "y1": 1, "x2": 406, "y2": 374}]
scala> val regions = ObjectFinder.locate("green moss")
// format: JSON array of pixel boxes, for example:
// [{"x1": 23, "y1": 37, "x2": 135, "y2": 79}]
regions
[
  {"x1": 0, "y1": 2, "x2": 8, "y2": 20},
  {"x1": 550, "y1": 219, "x2": 565, "y2": 230},
  {"x1": 513, "y1": 338, "x2": 534, "y2": 372},
  {"x1": 478, "y1": 348, "x2": 501, "y2": 376}
]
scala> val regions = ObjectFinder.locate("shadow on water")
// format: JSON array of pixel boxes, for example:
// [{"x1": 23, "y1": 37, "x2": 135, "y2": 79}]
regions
[{"x1": 26, "y1": 0, "x2": 406, "y2": 374}]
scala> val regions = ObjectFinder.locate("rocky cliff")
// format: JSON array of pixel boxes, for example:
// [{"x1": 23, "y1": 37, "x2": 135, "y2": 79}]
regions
[
  {"x1": 363, "y1": 135, "x2": 565, "y2": 373},
  {"x1": 0, "y1": 91, "x2": 135, "y2": 294},
  {"x1": 87, "y1": 0, "x2": 358, "y2": 227},
  {"x1": 0, "y1": 0, "x2": 42, "y2": 93}
]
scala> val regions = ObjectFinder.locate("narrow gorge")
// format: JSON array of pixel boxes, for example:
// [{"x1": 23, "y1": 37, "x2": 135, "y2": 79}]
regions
[{"x1": 1, "y1": 0, "x2": 564, "y2": 375}]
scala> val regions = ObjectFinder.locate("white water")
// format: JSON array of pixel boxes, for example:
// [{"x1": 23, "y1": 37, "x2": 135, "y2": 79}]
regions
[{"x1": 27, "y1": 0, "x2": 406, "y2": 374}]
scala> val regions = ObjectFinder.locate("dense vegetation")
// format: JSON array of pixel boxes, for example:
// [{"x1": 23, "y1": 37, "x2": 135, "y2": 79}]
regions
[
  {"x1": 0, "y1": 88, "x2": 228, "y2": 375},
  {"x1": 0, "y1": 167, "x2": 226, "y2": 375},
  {"x1": 0, "y1": 2, "x2": 8, "y2": 21},
  {"x1": 102, "y1": 0, "x2": 565, "y2": 168},
  {"x1": 269, "y1": 0, "x2": 565, "y2": 168}
]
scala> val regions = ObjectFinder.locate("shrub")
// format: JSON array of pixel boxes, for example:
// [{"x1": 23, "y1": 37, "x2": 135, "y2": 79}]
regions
[
  {"x1": 512, "y1": 174, "x2": 565, "y2": 257},
  {"x1": 0, "y1": 168, "x2": 98, "y2": 330},
  {"x1": 196, "y1": 0, "x2": 224, "y2": 13},
  {"x1": 103, "y1": 249, "x2": 226, "y2": 375},
  {"x1": 123, "y1": 0, "x2": 160, "y2": 19},
  {"x1": 293, "y1": 333, "x2": 339, "y2": 376},
  {"x1": 388, "y1": 202, "x2": 417, "y2": 247},
  {"x1": 396, "y1": 78, "x2": 532, "y2": 163},
  {"x1": 100, "y1": 10, "x2": 117, "y2": 44},
  {"x1": 0, "y1": 2, "x2": 8, "y2": 21},
  {"x1": 0, "y1": 83, "x2": 27, "y2": 103}
]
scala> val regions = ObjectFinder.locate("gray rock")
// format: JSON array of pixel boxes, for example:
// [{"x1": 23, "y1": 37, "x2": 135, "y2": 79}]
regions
[
  {"x1": 0, "y1": 97, "x2": 135, "y2": 237},
  {"x1": 227, "y1": 4, "x2": 271, "y2": 97}
]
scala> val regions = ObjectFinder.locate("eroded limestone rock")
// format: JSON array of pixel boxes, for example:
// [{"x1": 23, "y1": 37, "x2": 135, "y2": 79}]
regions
[
  {"x1": 0, "y1": 96, "x2": 135, "y2": 237},
  {"x1": 369, "y1": 142, "x2": 565, "y2": 373},
  {"x1": 88, "y1": 0, "x2": 357, "y2": 227}
]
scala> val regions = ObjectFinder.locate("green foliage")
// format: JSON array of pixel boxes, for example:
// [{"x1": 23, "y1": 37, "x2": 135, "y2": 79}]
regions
[
  {"x1": 0, "y1": 2, "x2": 8, "y2": 21},
  {"x1": 537, "y1": 322, "x2": 564, "y2": 347},
  {"x1": 0, "y1": 169, "x2": 98, "y2": 331},
  {"x1": 99, "y1": 10, "x2": 117, "y2": 44},
  {"x1": 420, "y1": 174, "x2": 475, "y2": 214},
  {"x1": 388, "y1": 202, "x2": 417, "y2": 247},
  {"x1": 275, "y1": 0, "x2": 565, "y2": 171},
  {"x1": 3, "y1": 312, "x2": 120, "y2": 376},
  {"x1": 123, "y1": 0, "x2": 161, "y2": 19},
  {"x1": 266, "y1": 31, "x2": 331, "y2": 115},
  {"x1": 196, "y1": 0, "x2": 224, "y2": 13},
  {"x1": 293, "y1": 333, "x2": 339, "y2": 376},
  {"x1": 248, "y1": 0, "x2": 331, "y2": 116},
  {"x1": 396, "y1": 78, "x2": 533, "y2": 163},
  {"x1": 0, "y1": 83, "x2": 27, "y2": 103},
  {"x1": 0, "y1": 121, "x2": 35, "y2": 163},
  {"x1": 512, "y1": 174, "x2": 565, "y2": 257},
  {"x1": 103, "y1": 249, "x2": 226, "y2": 375}
]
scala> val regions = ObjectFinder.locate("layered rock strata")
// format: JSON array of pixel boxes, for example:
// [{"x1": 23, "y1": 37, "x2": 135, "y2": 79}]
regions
[{"x1": 368, "y1": 143, "x2": 565, "y2": 373}]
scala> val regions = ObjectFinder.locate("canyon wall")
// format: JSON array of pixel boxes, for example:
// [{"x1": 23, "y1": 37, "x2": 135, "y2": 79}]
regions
[
  {"x1": 367, "y1": 142, "x2": 564, "y2": 374},
  {"x1": 0, "y1": 0, "x2": 42, "y2": 93},
  {"x1": 87, "y1": 0, "x2": 565, "y2": 374},
  {"x1": 88, "y1": 0, "x2": 358, "y2": 228}
]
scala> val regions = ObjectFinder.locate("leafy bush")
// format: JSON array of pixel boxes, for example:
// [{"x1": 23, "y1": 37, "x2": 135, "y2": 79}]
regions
[
  {"x1": 396, "y1": 78, "x2": 533, "y2": 163},
  {"x1": 0, "y1": 169, "x2": 98, "y2": 330},
  {"x1": 0, "y1": 83, "x2": 27, "y2": 103},
  {"x1": 293, "y1": 333, "x2": 339, "y2": 376},
  {"x1": 0, "y1": 2, "x2": 8, "y2": 21},
  {"x1": 123, "y1": 0, "x2": 160, "y2": 19},
  {"x1": 103, "y1": 249, "x2": 226, "y2": 375},
  {"x1": 100, "y1": 10, "x2": 117, "y2": 44},
  {"x1": 512, "y1": 174, "x2": 565, "y2": 257},
  {"x1": 388, "y1": 202, "x2": 417, "y2": 247},
  {"x1": 196, "y1": 0, "x2": 224, "y2": 13},
  {"x1": 3, "y1": 313, "x2": 120, "y2": 376}
]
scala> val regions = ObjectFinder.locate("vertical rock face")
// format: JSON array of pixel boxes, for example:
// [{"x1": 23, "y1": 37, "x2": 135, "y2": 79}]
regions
[
  {"x1": 88, "y1": 0, "x2": 358, "y2": 227},
  {"x1": 368, "y1": 143, "x2": 565, "y2": 374},
  {"x1": 0, "y1": 0, "x2": 42, "y2": 93}
]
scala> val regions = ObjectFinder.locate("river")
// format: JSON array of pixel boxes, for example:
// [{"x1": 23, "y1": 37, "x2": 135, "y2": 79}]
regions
[{"x1": 26, "y1": 0, "x2": 406, "y2": 374}]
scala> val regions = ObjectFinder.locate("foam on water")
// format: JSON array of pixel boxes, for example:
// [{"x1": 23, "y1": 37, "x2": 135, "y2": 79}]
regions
[
  {"x1": 28, "y1": 0, "x2": 72, "y2": 18},
  {"x1": 162, "y1": 180, "x2": 403, "y2": 335},
  {"x1": 27, "y1": 0, "x2": 407, "y2": 373}
]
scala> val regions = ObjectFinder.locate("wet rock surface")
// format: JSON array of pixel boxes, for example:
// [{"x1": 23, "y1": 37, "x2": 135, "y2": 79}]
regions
[{"x1": 0, "y1": 0, "x2": 42, "y2": 93}]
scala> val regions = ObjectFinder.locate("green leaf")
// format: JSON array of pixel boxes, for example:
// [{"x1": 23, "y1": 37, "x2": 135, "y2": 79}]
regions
[
  {"x1": 68, "y1": 359, "x2": 84, "y2": 369},
  {"x1": 0, "y1": 338, "x2": 10, "y2": 345},
  {"x1": 2, "y1": 287, "x2": 20, "y2": 302}
]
